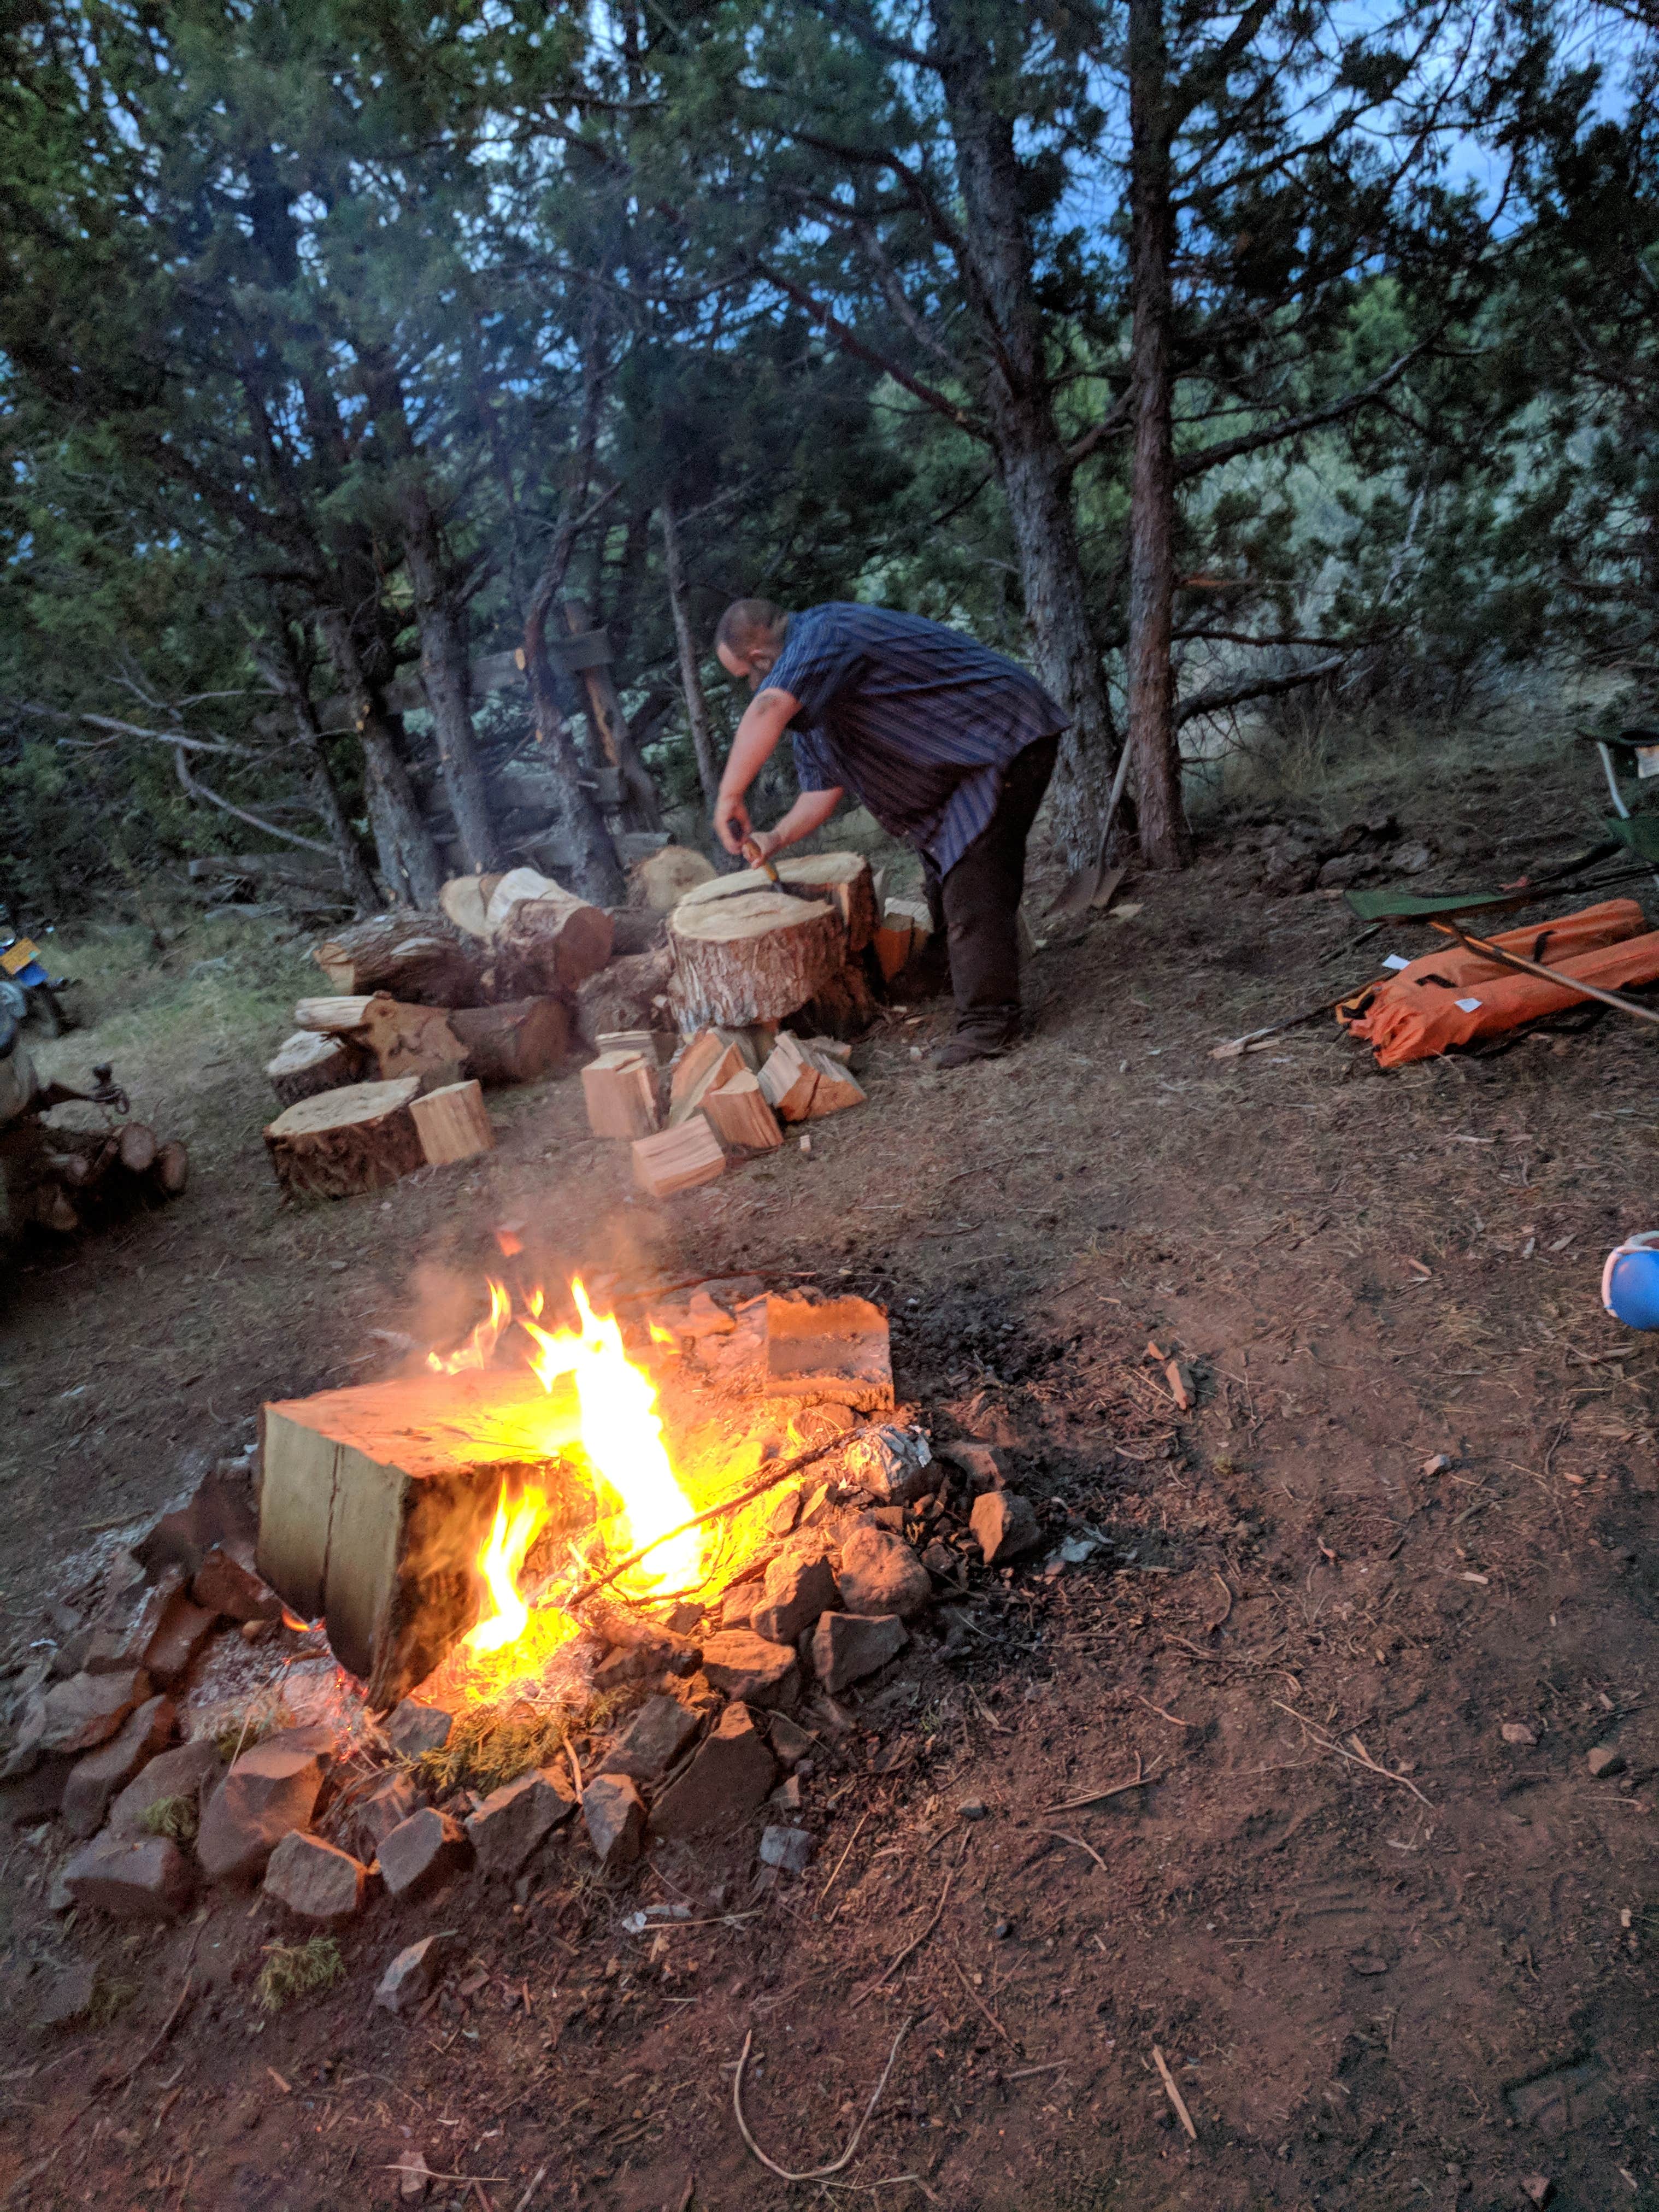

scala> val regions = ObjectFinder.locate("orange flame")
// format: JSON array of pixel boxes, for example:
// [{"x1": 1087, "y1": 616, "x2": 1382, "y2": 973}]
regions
[
  {"x1": 521, "y1": 1279, "x2": 702, "y2": 1595},
  {"x1": 427, "y1": 1278, "x2": 511, "y2": 1374},
  {"x1": 648, "y1": 1319, "x2": 681, "y2": 1348},
  {"x1": 464, "y1": 1480, "x2": 551, "y2": 1653}
]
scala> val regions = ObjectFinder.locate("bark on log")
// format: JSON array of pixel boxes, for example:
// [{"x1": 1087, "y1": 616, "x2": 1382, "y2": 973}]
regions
[
  {"x1": 668, "y1": 890, "x2": 846, "y2": 1030},
  {"x1": 295, "y1": 995, "x2": 465, "y2": 1087},
  {"x1": 575, "y1": 945, "x2": 675, "y2": 1051},
  {"x1": 489, "y1": 880, "x2": 614, "y2": 996},
  {"x1": 674, "y1": 851, "x2": 878, "y2": 950},
  {"x1": 264, "y1": 1079, "x2": 426, "y2": 1201},
  {"x1": 310, "y1": 910, "x2": 488, "y2": 1007},
  {"x1": 267, "y1": 1029, "x2": 362, "y2": 1109},
  {"x1": 448, "y1": 998, "x2": 571, "y2": 1087}
]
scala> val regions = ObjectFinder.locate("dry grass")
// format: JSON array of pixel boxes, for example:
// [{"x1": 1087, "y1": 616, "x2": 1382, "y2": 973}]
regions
[
  {"x1": 411, "y1": 1702, "x2": 579, "y2": 1796},
  {"x1": 256, "y1": 1936, "x2": 345, "y2": 2013},
  {"x1": 137, "y1": 1793, "x2": 198, "y2": 1844}
]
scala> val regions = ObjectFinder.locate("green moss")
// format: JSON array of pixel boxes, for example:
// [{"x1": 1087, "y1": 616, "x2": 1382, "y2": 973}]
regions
[{"x1": 256, "y1": 1936, "x2": 345, "y2": 2013}]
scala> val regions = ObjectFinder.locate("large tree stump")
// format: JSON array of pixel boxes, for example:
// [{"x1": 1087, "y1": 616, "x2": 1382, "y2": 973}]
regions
[
  {"x1": 310, "y1": 911, "x2": 488, "y2": 1007},
  {"x1": 449, "y1": 997, "x2": 570, "y2": 1087},
  {"x1": 674, "y1": 852, "x2": 878, "y2": 951},
  {"x1": 668, "y1": 890, "x2": 845, "y2": 1029},
  {"x1": 264, "y1": 1079, "x2": 426, "y2": 1199}
]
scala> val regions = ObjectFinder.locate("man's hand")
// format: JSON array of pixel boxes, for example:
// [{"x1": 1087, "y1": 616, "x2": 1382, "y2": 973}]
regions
[
  {"x1": 715, "y1": 793, "x2": 752, "y2": 856},
  {"x1": 742, "y1": 829, "x2": 785, "y2": 865}
]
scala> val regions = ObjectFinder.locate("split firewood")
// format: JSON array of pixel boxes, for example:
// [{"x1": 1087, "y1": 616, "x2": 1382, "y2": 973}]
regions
[
  {"x1": 263, "y1": 1078, "x2": 426, "y2": 1200},
  {"x1": 267, "y1": 1029, "x2": 363, "y2": 1109},
  {"x1": 490, "y1": 878, "x2": 614, "y2": 996},
  {"x1": 668, "y1": 889, "x2": 845, "y2": 1030},
  {"x1": 631, "y1": 1114, "x2": 726, "y2": 1199},
  {"x1": 595, "y1": 1028, "x2": 674, "y2": 1064},
  {"x1": 260, "y1": 1366, "x2": 589, "y2": 1705},
  {"x1": 629, "y1": 844, "x2": 716, "y2": 912},
  {"x1": 448, "y1": 998, "x2": 570, "y2": 1087},
  {"x1": 310, "y1": 910, "x2": 487, "y2": 1008},
  {"x1": 295, "y1": 994, "x2": 465, "y2": 1087},
  {"x1": 702, "y1": 1070, "x2": 783, "y2": 1151},
  {"x1": 758, "y1": 1033, "x2": 868, "y2": 1122},
  {"x1": 581, "y1": 1051, "x2": 661, "y2": 1140},
  {"x1": 410, "y1": 1079, "x2": 494, "y2": 1167},
  {"x1": 667, "y1": 1027, "x2": 754, "y2": 1127},
  {"x1": 675, "y1": 851, "x2": 878, "y2": 950},
  {"x1": 117, "y1": 1122, "x2": 157, "y2": 1175},
  {"x1": 873, "y1": 897, "x2": 932, "y2": 983}
]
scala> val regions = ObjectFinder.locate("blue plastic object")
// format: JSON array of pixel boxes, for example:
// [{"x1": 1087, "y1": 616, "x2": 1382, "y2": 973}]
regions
[{"x1": 1602, "y1": 1233, "x2": 1659, "y2": 1330}]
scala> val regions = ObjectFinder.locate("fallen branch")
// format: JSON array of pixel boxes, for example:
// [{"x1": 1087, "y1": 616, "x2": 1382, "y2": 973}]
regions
[
  {"x1": 952, "y1": 1961, "x2": 1011, "y2": 2044},
  {"x1": 1046, "y1": 1829, "x2": 1108, "y2": 1872},
  {"x1": 1152, "y1": 2045, "x2": 1197, "y2": 2140},
  {"x1": 563, "y1": 1436, "x2": 846, "y2": 1609},
  {"x1": 818, "y1": 1809, "x2": 871, "y2": 1910},
  {"x1": 733, "y1": 2014, "x2": 916, "y2": 2182},
  {"x1": 1269, "y1": 1700, "x2": 1434, "y2": 1807}
]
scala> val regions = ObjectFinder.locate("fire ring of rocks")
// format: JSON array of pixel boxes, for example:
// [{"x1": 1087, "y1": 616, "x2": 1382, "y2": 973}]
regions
[{"x1": 1, "y1": 1273, "x2": 1043, "y2": 2005}]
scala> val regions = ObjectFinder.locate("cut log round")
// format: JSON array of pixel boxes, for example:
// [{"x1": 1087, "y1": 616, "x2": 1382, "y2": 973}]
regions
[
  {"x1": 151, "y1": 1140, "x2": 189, "y2": 1197},
  {"x1": 675, "y1": 852, "x2": 878, "y2": 950},
  {"x1": 668, "y1": 890, "x2": 845, "y2": 1029},
  {"x1": 628, "y1": 845, "x2": 716, "y2": 912},
  {"x1": 118, "y1": 1123, "x2": 157, "y2": 1176},
  {"x1": 438, "y1": 874, "x2": 492, "y2": 942},
  {"x1": 448, "y1": 998, "x2": 571, "y2": 1087},
  {"x1": 491, "y1": 885, "x2": 614, "y2": 996},
  {"x1": 264, "y1": 1079, "x2": 425, "y2": 1201},
  {"x1": 310, "y1": 911, "x2": 487, "y2": 1008},
  {"x1": 267, "y1": 1029, "x2": 362, "y2": 1109},
  {"x1": 409, "y1": 1080, "x2": 493, "y2": 1167}
]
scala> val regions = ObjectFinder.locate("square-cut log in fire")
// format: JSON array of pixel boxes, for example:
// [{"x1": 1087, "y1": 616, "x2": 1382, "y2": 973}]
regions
[{"x1": 258, "y1": 1368, "x2": 591, "y2": 1709}]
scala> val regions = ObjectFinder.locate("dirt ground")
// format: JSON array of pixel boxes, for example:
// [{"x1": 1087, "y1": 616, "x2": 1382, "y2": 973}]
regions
[{"x1": 3, "y1": 735, "x2": 1659, "y2": 2212}]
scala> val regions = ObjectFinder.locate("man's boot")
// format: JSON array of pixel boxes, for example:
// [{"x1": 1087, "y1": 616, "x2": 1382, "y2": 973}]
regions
[{"x1": 931, "y1": 1014, "x2": 1020, "y2": 1068}]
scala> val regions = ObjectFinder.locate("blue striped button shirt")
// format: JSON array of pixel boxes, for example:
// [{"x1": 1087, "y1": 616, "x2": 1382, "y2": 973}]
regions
[{"x1": 764, "y1": 603, "x2": 1069, "y2": 875}]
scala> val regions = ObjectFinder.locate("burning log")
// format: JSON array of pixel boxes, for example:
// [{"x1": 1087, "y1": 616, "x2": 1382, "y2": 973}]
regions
[
  {"x1": 263, "y1": 1079, "x2": 426, "y2": 1199},
  {"x1": 448, "y1": 998, "x2": 571, "y2": 1087},
  {"x1": 310, "y1": 910, "x2": 489, "y2": 1008},
  {"x1": 294, "y1": 993, "x2": 465, "y2": 1088},
  {"x1": 259, "y1": 1368, "x2": 588, "y2": 1709},
  {"x1": 410, "y1": 1079, "x2": 494, "y2": 1166}
]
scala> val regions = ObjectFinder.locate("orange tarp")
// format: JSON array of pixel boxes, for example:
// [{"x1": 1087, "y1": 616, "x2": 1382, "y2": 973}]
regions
[{"x1": 1342, "y1": 898, "x2": 1659, "y2": 1067}]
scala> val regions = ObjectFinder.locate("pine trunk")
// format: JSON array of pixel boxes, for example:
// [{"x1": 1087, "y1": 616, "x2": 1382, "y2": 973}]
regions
[
  {"x1": 1126, "y1": 0, "x2": 1191, "y2": 870},
  {"x1": 401, "y1": 484, "x2": 500, "y2": 873},
  {"x1": 521, "y1": 620, "x2": 627, "y2": 908},
  {"x1": 315, "y1": 607, "x2": 443, "y2": 907},
  {"x1": 659, "y1": 498, "x2": 722, "y2": 808},
  {"x1": 559, "y1": 599, "x2": 664, "y2": 831}
]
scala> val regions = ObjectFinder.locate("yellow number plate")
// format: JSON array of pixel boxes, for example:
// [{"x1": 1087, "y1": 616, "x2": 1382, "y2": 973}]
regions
[{"x1": 0, "y1": 940, "x2": 39, "y2": 976}]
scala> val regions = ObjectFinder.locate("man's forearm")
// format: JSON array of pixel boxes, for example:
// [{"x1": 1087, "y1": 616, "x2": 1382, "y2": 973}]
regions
[{"x1": 716, "y1": 687, "x2": 798, "y2": 813}]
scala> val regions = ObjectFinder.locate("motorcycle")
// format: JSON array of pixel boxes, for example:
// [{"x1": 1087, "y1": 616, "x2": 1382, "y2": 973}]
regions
[{"x1": 0, "y1": 910, "x2": 74, "y2": 1037}]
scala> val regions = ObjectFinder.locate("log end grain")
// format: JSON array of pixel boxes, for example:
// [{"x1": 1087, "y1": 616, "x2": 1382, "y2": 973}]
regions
[{"x1": 263, "y1": 1079, "x2": 425, "y2": 1201}]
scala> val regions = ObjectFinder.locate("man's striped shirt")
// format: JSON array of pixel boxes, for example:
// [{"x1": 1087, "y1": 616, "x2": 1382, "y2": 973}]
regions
[{"x1": 763, "y1": 603, "x2": 1068, "y2": 876}]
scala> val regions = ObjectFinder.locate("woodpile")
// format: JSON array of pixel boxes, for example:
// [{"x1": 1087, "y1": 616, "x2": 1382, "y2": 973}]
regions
[{"x1": 3, "y1": 1114, "x2": 192, "y2": 1236}]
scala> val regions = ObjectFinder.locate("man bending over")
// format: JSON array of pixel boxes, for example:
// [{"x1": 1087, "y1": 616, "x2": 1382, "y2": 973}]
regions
[{"x1": 713, "y1": 598, "x2": 1067, "y2": 1068}]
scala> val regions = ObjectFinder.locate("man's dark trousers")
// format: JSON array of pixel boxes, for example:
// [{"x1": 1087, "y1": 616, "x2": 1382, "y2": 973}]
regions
[{"x1": 921, "y1": 733, "x2": 1059, "y2": 1040}]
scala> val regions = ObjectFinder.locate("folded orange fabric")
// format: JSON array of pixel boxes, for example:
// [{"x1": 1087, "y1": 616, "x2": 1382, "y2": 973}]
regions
[{"x1": 1344, "y1": 899, "x2": 1658, "y2": 1067}]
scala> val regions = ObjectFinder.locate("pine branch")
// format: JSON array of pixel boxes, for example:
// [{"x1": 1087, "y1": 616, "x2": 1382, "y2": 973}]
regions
[
  {"x1": 1174, "y1": 653, "x2": 1348, "y2": 728},
  {"x1": 1175, "y1": 346, "x2": 1426, "y2": 481}
]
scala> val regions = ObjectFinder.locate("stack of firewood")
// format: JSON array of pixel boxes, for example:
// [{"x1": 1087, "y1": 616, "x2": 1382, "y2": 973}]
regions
[
  {"x1": 4, "y1": 1116, "x2": 190, "y2": 1237},
  {"x1": 263, "y1": 848, "x2": 932, "y2": 1203}
]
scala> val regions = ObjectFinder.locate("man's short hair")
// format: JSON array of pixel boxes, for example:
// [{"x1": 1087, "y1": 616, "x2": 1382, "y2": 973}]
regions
[{"x1": 715, "y1": 598, "x2": 789, "y2": 660}]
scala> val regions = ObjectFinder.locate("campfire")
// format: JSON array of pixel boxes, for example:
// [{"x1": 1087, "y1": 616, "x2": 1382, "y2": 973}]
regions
[{"x1": 256, "y1": 1272, "x2": 895, "y2": 1711}]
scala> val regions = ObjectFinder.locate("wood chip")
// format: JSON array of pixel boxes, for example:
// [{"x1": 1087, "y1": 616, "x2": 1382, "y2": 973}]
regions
[{"x1": 1152, "y1": 2046, "x2": 1197, "y2": 2139}]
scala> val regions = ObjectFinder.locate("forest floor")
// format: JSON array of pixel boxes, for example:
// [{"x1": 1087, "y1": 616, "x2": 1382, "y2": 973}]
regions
[{"x1": 3, "y1": 719, "x2": 1659, "y2": 2212}]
